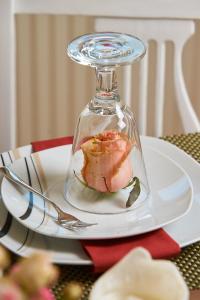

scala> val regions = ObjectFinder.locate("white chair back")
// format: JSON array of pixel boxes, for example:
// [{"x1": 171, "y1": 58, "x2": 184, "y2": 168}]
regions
[
  {"x1": 0, "y1": 0, "x2": 200, "y2": 151},
  {"x1": 95, "y1": 18, "x2": 200, "y2": 136}
]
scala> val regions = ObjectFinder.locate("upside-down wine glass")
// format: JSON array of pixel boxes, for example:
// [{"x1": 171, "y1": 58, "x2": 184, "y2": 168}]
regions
[{"x1": 65, "y1": 32, "x2": 150, "y2": 215}]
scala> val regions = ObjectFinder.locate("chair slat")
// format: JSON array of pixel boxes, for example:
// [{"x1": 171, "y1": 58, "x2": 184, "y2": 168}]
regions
[
  {"x1": 138, "y1": 52, "x2": 149, "y2": 135},
  {"x1": 122, "y1": 65, "x2": 132, "y2": 107},
  {"x1": 0, "y1": 0, "x2": 16, "y2": 152},
  {"x1": 174, "y1": 46, "x2": 200, "y2": 132},
  {"x1": 14, "y1": 0, "x2": 200, "y2": 19},
  {"x1": 155, "y1": 42, "x2": 166, "y2": 136}
]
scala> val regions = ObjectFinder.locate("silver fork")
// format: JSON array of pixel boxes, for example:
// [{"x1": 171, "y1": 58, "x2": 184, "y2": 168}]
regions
[{"x1": 0, "y1": 166, "x2": 97, "y2": 230}]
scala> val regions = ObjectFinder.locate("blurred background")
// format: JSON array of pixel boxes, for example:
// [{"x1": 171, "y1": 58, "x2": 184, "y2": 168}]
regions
[{"x1": 16, "y1": 15, "x2": 200, "y2": 146}]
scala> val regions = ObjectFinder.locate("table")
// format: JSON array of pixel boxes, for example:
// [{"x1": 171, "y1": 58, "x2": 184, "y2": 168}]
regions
[{"x1": 51, "y1": 132, "x2": 200, "y2": 299}]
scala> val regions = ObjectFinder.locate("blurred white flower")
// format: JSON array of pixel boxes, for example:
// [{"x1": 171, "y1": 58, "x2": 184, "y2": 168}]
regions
[{"x1": 90, "y1": 247, "x2": 189, "y2": 300}]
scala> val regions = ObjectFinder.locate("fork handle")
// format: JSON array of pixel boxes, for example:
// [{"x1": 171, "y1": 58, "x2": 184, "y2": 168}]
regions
[{"x1": 1, "y1": 166, "x2": 59, "y2": 213}]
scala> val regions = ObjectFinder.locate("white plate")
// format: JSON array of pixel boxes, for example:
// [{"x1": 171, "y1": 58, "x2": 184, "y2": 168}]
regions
[
  {"x1": 1, "y1": 142, "x2": 193, "y2": 240},
  {"x1": 0, "y1": 136, "x2": 199, "y2": 264},
  {"x1": 144, "y1": 137, "x2": 200, "y2": 247}
]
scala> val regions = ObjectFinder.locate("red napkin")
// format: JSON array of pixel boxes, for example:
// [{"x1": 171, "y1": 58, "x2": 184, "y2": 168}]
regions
[
  {"x1": 32, "y1": 136, "x2": 73, "y2": 151},
  {"x1": 81, "y1": 230, "x2": 180, "y2": 273},
  {"x1": 32, "y1": 136, "x2": 181, "y2": 273}
]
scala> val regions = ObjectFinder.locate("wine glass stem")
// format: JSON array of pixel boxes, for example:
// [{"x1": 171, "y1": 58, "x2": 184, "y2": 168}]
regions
[{"x1": 95, "y1": 67, "x2": 120, "y2": 102}]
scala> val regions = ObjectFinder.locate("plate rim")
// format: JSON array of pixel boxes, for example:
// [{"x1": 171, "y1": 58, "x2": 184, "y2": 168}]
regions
[
  {"x1": 1, "y1": 142, "x2": 193, "y2": 240},
  {"x1": 0, "y1": 136, "x2": 199, "y2": 264}
]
